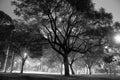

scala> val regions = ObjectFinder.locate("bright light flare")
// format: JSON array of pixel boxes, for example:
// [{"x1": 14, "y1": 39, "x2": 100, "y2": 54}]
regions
[
  {"x1": 114, "y1": 33, "x2": 120, "y2": 44},
  {"x1": 58, "y1": 17, "x2": 62, "y2": 22},
  {"x1": 24, "y1": 52, "x2": 28, "y2": 58},
  {"x1": 104, "y1": 46, "x2": 108, "y2": 49}
]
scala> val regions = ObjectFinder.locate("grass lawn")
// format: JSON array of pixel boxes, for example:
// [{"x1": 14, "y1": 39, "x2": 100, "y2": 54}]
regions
[{"x1": 0, "y1": 73, "x2": 120, "y2": 80}]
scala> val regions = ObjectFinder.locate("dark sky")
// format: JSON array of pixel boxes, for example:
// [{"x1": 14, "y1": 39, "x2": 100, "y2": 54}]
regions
[{"x1": 0, "y1": 0, "x2": 120, "y2": 22}]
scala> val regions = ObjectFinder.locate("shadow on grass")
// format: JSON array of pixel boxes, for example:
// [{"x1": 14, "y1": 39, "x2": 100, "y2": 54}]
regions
[
  {"x1": 0, "y1": 73, "x2": 120, "y2": 80},
  {"x1": 21, "y1": 75, "x2": 54, "y2": 80}
]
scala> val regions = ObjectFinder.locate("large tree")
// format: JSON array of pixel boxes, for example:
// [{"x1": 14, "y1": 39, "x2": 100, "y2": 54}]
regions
[
  {"x1": 12, "y1": 0, "x2": 113, "y2": 76},
  {"x1": 12, "y1": 0, "x2": 95, "y2": 76}
]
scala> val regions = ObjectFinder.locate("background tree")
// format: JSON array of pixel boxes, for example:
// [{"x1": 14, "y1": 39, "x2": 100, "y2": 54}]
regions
[
  {"x1": 67, "y1": 7, "x2": 113, "y2": 75},
  {"x1": 0, "y1": 52, "x2": 5, "y2": 71},
  {"x1": 0, "y1": 10, "x2": 15, "y2": 72},
  {"x1": 82, "y1": 8, "x2": 113, "y2": 75},
  {"x1": 82, "y1": 47, "x2": 104, "y2": 75},
  {"x1": 42, "y1": 48, "x2": 63, "y2": 73},
  {"x1": 103, "y1": 55, "x2": 114, "y2": 76},
  {"x1": 0, "y1": 10, "x2": 12, "y2": 25},
  {"x1": 68, "y1": 52, "x2": 83, "y2": 75},
  {"x1": 9, "y1": 20, "x2": 45, "y2": 73},
  {"x1": 113, "y1": 22, "x2": 120, "y2": 31}
]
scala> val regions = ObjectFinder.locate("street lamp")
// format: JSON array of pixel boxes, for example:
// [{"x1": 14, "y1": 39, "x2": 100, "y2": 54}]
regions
[
  {"x1": 113, "y1": 33, "x2": 120, "y2": 44},
  {"x1": 24, "y1": 52, "x2": 28, "y2": 58}
]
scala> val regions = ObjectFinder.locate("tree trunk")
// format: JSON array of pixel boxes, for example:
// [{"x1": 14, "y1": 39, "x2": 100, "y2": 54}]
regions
[
  {"x1": 20, "y1": 59, "x2": 25, "y2": 73},
  {"x1": 104, "y1": 68, "x2": 108, "y2": 75},
  {"x1": 3, "y1": 46, "x2": 9, "y2": 72},
  {"x1": 10, "y1": 52, "x2": 15, "y2": 73},
  {"x1": 88, "y1": 66, "x2": 92, "y2": 75},
  {"x1": 109, "y1": 64, "x2": 112, "y2": 76},
  {"x1": 63, "y1": 55, "x2": 70, "y2": 76},
  {"x1": 114, "y1": 68, "x2": 117, "y2": 76},
  {"x1": 69, "y1": 64, "x2": 75, "y2": 75},
  {"x1": 60, "y1": 63, "x2": 63, "y2": 75}
]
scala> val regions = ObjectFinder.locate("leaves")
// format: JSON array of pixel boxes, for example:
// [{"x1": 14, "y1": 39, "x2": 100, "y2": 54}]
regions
[
  {"x1": 12, "y1": 0, "x2": 114, "y2": 75},
  {"x1": 0, "y1": 10, "x2": 12, "y2": 25},
  {"x1": 103, "y1": 55, "x2": 114, "y2": 64},
  {"x1": 66, "y1": 0, "x2": 94, "y2": 12},
  {"x1": 0, "y1": 11, "x2": 15, "y2": 56}
]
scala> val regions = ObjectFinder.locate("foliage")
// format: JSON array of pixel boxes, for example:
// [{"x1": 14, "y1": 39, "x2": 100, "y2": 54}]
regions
[
  {"x1": 12, "y1": 0, "x2": 114, "y2": 76},
  {"x1": 42, "y1": 48, "x2": 62, "y2": 68},
  {"x1": 0, "y1": 10, "x2": 15, "y2": 72},
  {"x1": 0, "y1": 10, "x2": 12, "y2": 25},
  {"x1": 0, "y1": 11, "x2": 15, "y2": 47},
  {"x1": 103, "y1": 55, "x2": 114, "y2": 64},
  {"x1": 10, "y1": 27, "x2": 44, "y2": 58},
  {"x1": 66, "y1": 0, "x2": 94, "y2": 12}
]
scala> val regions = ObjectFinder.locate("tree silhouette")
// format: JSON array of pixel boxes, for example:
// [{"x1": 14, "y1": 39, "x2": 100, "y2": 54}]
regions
[
  {"x1": 103, "y1": 55, "x2": 114, "y2": 76},
  {"x1": 0, "y1": 10, "x2": 15, "y2": 72},
  {"x1": 12, "y1": 0, "x2": 113, "y2": 76},
  {"x1": 12, "y1": 0, "x2": 96, "y2": 76}
]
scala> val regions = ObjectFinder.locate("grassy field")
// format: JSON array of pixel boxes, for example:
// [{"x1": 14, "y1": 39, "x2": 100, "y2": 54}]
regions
[{"x1": 0, "y1": 73, "x2": 120, "y2": 80}]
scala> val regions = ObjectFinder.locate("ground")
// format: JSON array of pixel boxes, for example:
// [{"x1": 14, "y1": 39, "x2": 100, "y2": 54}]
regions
[{"x1": 0, "y1": 73, "x2": 120, "y2": 80}]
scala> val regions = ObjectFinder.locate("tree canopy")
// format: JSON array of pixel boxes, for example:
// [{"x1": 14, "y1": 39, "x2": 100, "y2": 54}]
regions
[{"x1": 12, "y1": 0, "x2": 113, "y2": 76}]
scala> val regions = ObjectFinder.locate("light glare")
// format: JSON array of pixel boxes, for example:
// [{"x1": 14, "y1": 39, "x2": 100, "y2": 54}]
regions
[
  {"x1": 114, "y1": 33, "x2": 120, "y2": 44},
  {"x1": 24, "y1": 52, "x2": 27, "y2": 58}
]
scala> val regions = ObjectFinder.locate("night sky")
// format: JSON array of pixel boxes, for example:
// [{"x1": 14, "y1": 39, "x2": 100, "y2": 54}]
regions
[{"x1": 0, "y1": 0, "x2": 120, "y2": 22}]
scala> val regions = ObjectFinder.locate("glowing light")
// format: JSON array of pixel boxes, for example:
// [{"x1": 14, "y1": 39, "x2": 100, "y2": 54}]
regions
[
  {"x1": 114, "y1": 33, "x2": 120, "y2": 44},
  {"x1": 104, "y1": 46, "x2": 108, "y2": 49},
  {"x1": 24, "y1": 52, "x2": 28, "y2": 58},
  {"x1": 58, "y1": 17, "x2": 62, "y2": 22}
]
